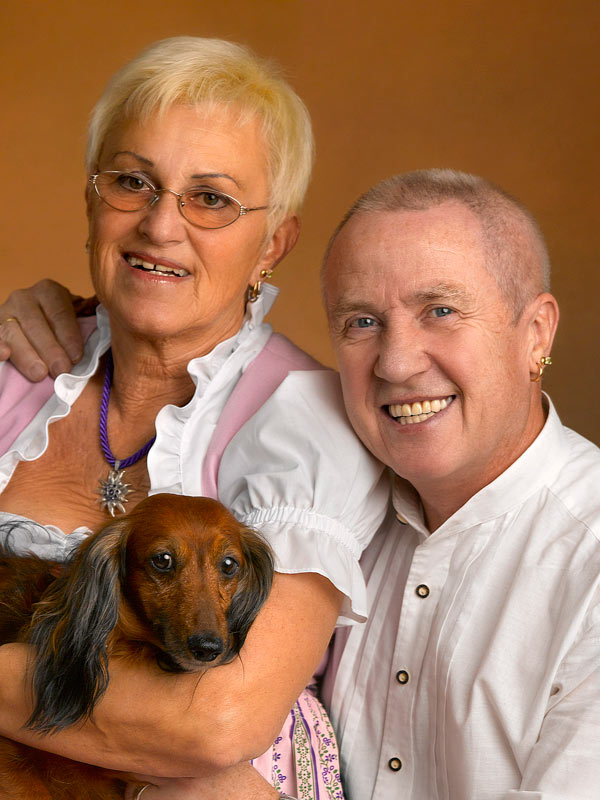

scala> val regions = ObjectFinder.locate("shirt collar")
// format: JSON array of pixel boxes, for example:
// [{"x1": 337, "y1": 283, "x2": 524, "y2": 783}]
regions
[{"x1": 392, "y1": 395, "x2": 571, "y2": 538}]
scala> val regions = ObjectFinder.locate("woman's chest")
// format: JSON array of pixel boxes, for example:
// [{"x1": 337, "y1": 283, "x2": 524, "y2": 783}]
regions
[{"x1": 0, "y1": 407, "x2": 151, "y2": 532}]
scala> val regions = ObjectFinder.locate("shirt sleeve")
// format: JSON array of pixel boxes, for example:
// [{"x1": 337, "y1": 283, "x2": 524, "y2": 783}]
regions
[
  {"x1": 503, "y1": 596, "x2": 600, "y2": 800},
  {"x1": 216, "y1": 370, "x2": 390, "y2": 625}
]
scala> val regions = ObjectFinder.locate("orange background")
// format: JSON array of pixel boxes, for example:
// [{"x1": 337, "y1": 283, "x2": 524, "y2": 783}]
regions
[{"x1": 1, "y1": 0, "x2": 599, "y2": 443}]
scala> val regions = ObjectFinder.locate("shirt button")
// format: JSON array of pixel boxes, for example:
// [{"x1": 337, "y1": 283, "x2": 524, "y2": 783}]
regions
[
  {"x1": 415, "y1": 584, "x2": 430, "y2": 598},
  {"x1": 388, "y1": 757, "x2": 403, "y2": 771},
  {"x1": 396, "y1": 512, "x2": 408, "y2": 525},
  {"x1": 396, "y1": 669, "x2": 409, "y2": 684}
]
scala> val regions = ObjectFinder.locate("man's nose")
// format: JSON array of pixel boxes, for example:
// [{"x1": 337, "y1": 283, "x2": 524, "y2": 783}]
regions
[{"x1": 374, "y1": 327, "x2": 431, "y2": 383}]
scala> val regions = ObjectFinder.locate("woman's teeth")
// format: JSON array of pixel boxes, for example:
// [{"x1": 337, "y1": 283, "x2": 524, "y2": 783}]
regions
[
  {"x1": 125, "y1": 255, "x2": 188, "y2": 277},
  {"x1": 388, "y1": 396, "x2": 454, "y2": 425}
]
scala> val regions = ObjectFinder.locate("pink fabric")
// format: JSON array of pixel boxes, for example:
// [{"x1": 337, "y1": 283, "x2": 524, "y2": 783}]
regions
[
  {"x1": 0, "y1": 317, "x2": 98, "y2": 457},
  {"x1": 252, "y1": 685, "x2": 344, "y2": 799},
  {"x1": 201, "y1": 332, "x2": 325, "y2": 498}
]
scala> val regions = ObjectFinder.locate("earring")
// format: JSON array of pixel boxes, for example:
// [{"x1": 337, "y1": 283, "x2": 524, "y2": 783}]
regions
[
  {"x1": 247, "y1": 281, "x2": 261, "y2": 303},
  {"x1": 247, "y1": 269, "x2": 274, "y2": 304},
  {"x1": 531, "y1": 355, "x2": 552, "y2": 382}
]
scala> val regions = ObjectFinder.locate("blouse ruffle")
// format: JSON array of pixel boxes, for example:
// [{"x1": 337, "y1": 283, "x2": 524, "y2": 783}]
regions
[{"x1": 0, "y1": 288, "x2": 389, "y2": 624}]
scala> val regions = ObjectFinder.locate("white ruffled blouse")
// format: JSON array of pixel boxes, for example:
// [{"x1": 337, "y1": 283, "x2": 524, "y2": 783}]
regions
[{"x1": 0, "y1": 286, "x2": 389, "y2": 624}]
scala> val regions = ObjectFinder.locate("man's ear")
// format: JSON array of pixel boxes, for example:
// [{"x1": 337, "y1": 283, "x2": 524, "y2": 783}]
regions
[
  {"x1": 251, "y1": 215, "x2": 301, "y2": 284},
  {"x1": 525, "y1": 292, "x2": 560, "y2": 377}
]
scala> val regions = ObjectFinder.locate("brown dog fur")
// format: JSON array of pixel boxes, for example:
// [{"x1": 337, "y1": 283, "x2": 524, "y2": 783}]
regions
[{"x1": 0, "y1": 494, "x2": 274, "y2": 799}]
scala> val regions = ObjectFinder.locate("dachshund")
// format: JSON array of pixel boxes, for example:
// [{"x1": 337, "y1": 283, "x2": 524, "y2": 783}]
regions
[{"x1": 0, "y1": 493, "x2": 274, "y2": 800}]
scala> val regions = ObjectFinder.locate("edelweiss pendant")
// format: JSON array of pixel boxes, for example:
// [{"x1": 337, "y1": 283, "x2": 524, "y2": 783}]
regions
[{"x1": 97, "y1": 460, "x2": 133, "y2": 516}]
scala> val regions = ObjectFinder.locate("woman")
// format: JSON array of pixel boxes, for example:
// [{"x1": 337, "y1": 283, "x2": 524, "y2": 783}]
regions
[{"x1": 0, "y1": 37, "x2": 387, "y2": 799}]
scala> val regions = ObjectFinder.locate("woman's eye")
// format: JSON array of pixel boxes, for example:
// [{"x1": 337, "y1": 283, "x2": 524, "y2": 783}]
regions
[
  {"x1": 117, "y1": 173, "x2": 151, "y2": 192},
  {"x1": 430, "y1": 306, "x2": 453, "y2": 318},
  {"x1": 220, "y1": 556, "x2": 240, "y2": 577},
  {"x1": 150, "y1": 552, "x2": 174, "y2": 572},
  {"x1": 188, "y1": 190, "x2": 229, "y2": 209}
]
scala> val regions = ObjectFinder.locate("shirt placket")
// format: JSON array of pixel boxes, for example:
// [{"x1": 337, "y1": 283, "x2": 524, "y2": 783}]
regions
[{"x1": 373, "y1": 526, "x2": 454, "y2": 800}]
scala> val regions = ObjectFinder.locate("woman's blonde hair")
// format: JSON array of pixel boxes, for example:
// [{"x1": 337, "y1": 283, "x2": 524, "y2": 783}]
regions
[{"x1": 86, "y1": 36, "x2": 314, "y2": 229}]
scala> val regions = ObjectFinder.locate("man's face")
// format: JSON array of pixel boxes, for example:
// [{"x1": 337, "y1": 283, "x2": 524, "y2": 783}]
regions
[{"x1": 324, "y1": 202, "x2": 542, "y2": 509}]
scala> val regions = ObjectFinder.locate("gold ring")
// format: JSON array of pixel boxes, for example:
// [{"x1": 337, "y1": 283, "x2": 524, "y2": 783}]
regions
[
  {"x1": 0, "y1": 317, "x2": 18, "y2": 325},
  {"x1": 135, "y1": 785, "x2": 152, "y2": 800}
]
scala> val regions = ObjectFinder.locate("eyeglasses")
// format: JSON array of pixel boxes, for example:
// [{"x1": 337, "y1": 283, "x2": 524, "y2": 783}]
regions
[{"x1": 89, "y1": 171, "x2": 268, "y2": 230}]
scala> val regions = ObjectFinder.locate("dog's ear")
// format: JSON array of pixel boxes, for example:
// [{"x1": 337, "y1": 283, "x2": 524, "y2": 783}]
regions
[
  {"x1": 26, "y1": 518, "x2": 131, "y2": 732},
  {"x1": 227, "y1": 529, "x2": 274, "y2": 654}
]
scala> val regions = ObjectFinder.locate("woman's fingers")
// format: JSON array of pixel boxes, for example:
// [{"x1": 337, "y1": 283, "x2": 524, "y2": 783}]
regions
[{"x1": 0, "y1": 280, "x2": 88, "y2": 381}]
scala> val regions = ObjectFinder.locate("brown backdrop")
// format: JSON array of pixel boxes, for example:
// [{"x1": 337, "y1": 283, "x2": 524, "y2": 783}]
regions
[{"x1": 1, "y1": 0, "x2": 599, "y2": 443}]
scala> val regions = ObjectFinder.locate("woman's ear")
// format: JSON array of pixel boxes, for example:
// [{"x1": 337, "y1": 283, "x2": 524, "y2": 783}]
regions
[
  {"x1": 251, "y1": 214, "x2": 301, "y2": 284},
  {"x1": 526, "y1": 292, "x2": 560, "y2": 377}
]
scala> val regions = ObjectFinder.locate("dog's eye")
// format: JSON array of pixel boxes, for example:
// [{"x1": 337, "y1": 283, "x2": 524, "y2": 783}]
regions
[
  {"x1": 151, "y1": 552, "x2": 174, "y2": 572},
  {"x1": 220, "y1": 556, "x2": 239, "y2": 577}
]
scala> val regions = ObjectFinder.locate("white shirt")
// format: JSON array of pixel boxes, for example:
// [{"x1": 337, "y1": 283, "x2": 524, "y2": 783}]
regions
[
  {"x1": 0, "y1": 286, "x2": 389, "y2": 624},
  {"x1": 323, "y1": 399, "x2": 600, "y2": 798}
]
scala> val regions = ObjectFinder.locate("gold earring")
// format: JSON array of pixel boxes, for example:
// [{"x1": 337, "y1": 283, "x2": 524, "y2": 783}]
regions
[
  {"x1": 247, "y1": 270, "x2": 274, "y2": 303},
  {"x1": 247, "y1": 281, "x2": 261, "y2": 303},
  {"x1": 531, "y1": 355, "x2": 552, "y2": 382}
]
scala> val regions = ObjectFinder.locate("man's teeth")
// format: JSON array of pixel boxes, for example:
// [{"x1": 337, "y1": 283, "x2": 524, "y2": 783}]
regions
[
  {"x1": 126, "y1": 255, "x2": 188, "y2": 277},
  {"x1": 389, "y1": 396, "x2": 454, "y2": 425}
]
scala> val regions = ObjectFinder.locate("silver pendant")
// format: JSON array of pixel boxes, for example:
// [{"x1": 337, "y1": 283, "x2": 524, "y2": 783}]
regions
[{"x1": 97, "y1": 460, "x2": 133, "y2": 516}]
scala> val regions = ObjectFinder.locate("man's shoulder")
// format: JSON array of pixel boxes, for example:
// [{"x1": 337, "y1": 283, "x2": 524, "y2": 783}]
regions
[{"x1": 547, "y1": 423, "x2": 600, "y2": 540}]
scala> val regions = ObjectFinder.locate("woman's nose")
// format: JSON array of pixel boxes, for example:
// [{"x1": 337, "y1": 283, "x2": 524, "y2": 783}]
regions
[{"x1": 137, "y1": 190, "x2": 187, "y2": 244}]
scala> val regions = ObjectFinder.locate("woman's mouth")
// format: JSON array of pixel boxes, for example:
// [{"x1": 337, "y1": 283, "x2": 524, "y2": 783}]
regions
[
  {"x1": 387, "y1": 395, "x2": 455, "y2": 425},
  {"x1": 124, "y1": 253, "x2": 189, "y2": 278}
]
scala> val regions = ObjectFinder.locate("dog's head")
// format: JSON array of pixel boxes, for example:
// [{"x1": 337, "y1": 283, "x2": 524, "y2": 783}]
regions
[
  {"x1": 27, "y1": 494, "x2": 274, "y2": 732},
  {"x1": 118, "y1": 494, "x2": 274, "y2": 671}
]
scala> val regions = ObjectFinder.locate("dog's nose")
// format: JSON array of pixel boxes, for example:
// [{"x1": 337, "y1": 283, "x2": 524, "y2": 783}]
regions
[{"x1": 187, "y1": 633, "x2": 224, "y2": 662}]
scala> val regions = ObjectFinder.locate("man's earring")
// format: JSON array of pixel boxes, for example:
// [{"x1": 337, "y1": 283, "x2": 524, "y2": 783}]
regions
[{"x1": 531, "y1": 355, "x2": 553, "y2": 382}]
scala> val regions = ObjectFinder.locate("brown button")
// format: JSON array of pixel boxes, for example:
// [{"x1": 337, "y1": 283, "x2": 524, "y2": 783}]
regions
[
  {"x1": 396, "y1": 512, "x2": 408, "y2": 525},
  {"x1": 396, "y1": 669, "x2": 409, "y2": 684},
  {"x1": 388, "y1": 757, "x2": 402, "y2": 771},
  {"x1": 415, "y1": 584, "x2": 430, "y2": 598}
]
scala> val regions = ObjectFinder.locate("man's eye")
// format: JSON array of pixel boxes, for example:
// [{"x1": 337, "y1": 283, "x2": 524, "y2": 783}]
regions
[
  {"x1": 431, "y1": 307, "x2": 453, "y2": 318},
  {"x1": 350, "y1": 317, "x2": 378, "y2": 329}
]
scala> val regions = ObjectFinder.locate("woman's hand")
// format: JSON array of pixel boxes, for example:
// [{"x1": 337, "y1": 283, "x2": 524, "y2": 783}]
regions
[
  {"x1": 0, "y1": 279, "x2": 92, "y2": 380},
  {"x1": 121, "y1": 763, "x2": 280, "y2": 799}
]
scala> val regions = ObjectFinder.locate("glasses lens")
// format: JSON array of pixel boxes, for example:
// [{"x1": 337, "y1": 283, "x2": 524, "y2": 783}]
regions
[
  {"x1": 94, "y1": 172, "x2": 155, "y2": 211},
  {"x1": 181, "y1": 190, "x2": 240, "y2": 229}
]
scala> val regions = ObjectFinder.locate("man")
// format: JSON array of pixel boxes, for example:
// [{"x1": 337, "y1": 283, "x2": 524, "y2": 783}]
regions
[
  {"x1": 320, "y1": 169, "x2": 600, "y2": 799},
  {"x1": 2, "y1": 170, "x2": 599, "y2": 800}
]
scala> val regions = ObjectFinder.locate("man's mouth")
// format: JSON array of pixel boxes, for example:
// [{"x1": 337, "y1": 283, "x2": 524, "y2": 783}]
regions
[
  {"x1": 387, "y1": 395, "x2": 455, "y2": 425},
  {"x1": 125, "y1": 254, "x2": 189, "y2": 278}
]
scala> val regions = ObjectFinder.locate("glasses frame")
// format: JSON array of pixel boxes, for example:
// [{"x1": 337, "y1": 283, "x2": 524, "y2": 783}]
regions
[{"x1": 89, "y1": 171, "x2": 269, "y2": 230}]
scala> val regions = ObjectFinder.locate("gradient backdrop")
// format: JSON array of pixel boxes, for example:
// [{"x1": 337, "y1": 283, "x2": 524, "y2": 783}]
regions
[{"x1": 1, "y1": 0, "x2": 598, "y2": 442}]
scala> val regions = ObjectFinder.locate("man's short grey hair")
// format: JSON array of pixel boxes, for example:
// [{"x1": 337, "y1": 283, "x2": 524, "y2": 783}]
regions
[{"x1": 324, "y1": 168, "x2": 551, "y2": 320}]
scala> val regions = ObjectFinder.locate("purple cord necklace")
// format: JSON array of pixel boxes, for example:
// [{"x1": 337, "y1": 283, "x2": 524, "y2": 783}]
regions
[{"x1": 97, "y1": 349, "x2": 156, "y2": 516}]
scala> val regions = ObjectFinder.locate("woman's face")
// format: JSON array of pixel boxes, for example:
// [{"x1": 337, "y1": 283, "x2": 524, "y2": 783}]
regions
[{"x1": 87, "y1": 103, "x2": 287, "y2": 352}]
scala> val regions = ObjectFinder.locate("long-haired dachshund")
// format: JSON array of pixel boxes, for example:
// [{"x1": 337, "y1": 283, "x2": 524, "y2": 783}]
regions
[{"x1": 0, "y1": 494, "x2": 274, "y2": 800}]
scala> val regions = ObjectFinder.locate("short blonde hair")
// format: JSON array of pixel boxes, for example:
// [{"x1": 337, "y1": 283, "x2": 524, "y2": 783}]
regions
[
  {"x1": 86, "y1": 37, "x2": 314, "y2": 229},
  {"x1": 324, "y1": 168, "x2": 551, "y2": 320}
]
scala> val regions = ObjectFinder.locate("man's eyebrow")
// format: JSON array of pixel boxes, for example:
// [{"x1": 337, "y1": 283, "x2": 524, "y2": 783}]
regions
[
  {"x1": 328, "y1": 299, "x2": 378, "y2": 317},
  {"x1": 412, "y1": 283, "x2": 473, "y2": 304}
]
